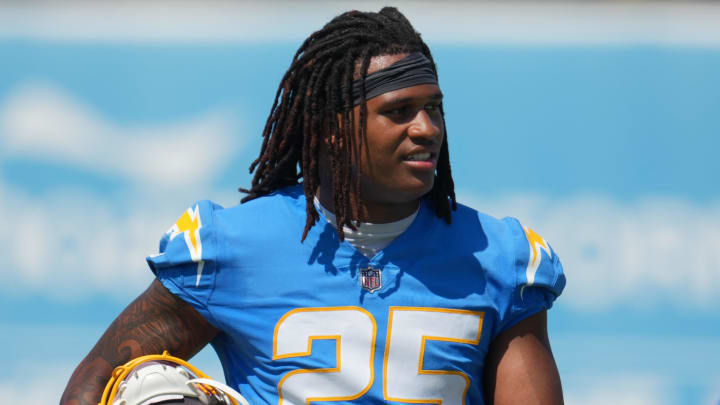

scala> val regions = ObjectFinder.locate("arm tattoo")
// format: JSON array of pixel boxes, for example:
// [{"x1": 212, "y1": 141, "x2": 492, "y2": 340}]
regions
[{"x1": 60, "y1": 280, "x2": 218, "y2": 405}]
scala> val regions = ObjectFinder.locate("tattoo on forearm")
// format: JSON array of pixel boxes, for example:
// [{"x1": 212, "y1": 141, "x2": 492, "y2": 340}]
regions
[{"x1": 60, "y1": 280, "x2": 217, "y2": 405}]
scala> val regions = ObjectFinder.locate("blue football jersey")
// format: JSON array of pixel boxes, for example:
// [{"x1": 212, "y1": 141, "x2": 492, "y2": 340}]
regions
[{"x1": 147, "y1": 185, "x2": 565, "y2": 405}]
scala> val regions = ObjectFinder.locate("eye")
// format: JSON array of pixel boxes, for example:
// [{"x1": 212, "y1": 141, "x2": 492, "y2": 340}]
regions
[
  {"x1": 424, "y1": 103, "x2": 441, "y2": 112},
  {"x1": 385, "y1": 106, "x2": 412, "y2": 117}
]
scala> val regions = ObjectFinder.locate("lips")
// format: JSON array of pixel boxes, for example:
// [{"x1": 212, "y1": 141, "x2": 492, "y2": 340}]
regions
[
  {"x1": 404, "y1": 152, "x2": 432, "y2": 161},
  {"x1": 401, "y1": 150, "x2": 438, "y2": 171}
]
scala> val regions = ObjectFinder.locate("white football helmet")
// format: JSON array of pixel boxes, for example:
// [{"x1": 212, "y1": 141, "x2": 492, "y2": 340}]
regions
[{"x1": 98, "y1": 351, "x2": 250, "y2": 405}]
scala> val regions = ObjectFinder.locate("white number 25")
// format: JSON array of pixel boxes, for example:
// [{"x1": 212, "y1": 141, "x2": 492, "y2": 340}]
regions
[{"x1": 273, "y1": 306, "x2": 484, "y2": 405}]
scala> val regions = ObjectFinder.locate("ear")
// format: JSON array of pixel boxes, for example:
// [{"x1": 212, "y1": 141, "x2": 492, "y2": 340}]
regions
[
  {"x1": 322, "y1": 117, "x2": 345, "y2": 148},
  {"x1": 318, "y1": 114, "x2": 342, "y2": 147}
]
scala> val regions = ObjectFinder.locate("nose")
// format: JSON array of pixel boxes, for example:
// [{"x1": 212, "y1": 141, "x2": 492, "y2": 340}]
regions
[{"x1": 407, "y1": 109, "x2": 442, "y2": 144}]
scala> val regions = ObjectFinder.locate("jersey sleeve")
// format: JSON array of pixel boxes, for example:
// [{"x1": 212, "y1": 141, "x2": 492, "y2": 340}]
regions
[
  {"x1": 146, "y1": 200, "x2": 224, "y2": 326},
  {"x1": 498, "y1": 217, "x2": 566, "y2": 333}
]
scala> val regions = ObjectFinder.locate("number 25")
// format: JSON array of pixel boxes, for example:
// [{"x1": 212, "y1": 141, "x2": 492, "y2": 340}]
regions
[{"x1": 273, "y1": 306, "x2": 484, "y2": 405}]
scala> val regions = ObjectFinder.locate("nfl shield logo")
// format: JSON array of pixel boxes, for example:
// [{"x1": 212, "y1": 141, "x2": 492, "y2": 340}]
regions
[{"x1": 360, "y1": 267, "x2": 382, "y2": 293}]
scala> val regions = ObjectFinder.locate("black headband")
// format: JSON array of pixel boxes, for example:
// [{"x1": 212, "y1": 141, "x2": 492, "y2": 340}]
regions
[{"x1": 350, "y1": 52, "x2": 438, "y2": 106}]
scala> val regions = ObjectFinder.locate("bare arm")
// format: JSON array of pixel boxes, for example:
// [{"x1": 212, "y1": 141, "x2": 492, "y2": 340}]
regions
[
  {"x1": 483, "y1": 310, "x2": 564, "y2": 405},
  {"x1": 60, "y1": 279, "x2": 219, "y2": 405}
]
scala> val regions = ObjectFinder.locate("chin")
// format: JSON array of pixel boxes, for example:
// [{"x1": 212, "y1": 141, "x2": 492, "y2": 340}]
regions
[
  {"x1": 360, "y1": 175, "x2": 435, "y2": 204},
  {"x1": 399, "y1": 179, "x2": 435, "y2": 201}
]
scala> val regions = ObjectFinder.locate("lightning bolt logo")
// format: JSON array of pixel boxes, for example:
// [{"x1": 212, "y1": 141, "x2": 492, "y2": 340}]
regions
[
  {"x1": 168, "y1": 205, "x2": 204, "y2": 286},
  {"x1": 521, "y1": 226, "x2": 552, "y2": 299}
]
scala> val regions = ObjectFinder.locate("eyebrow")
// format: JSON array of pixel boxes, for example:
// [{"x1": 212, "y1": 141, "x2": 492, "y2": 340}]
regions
[{"x1": 382, "y1": 92, "x2": 444, "y2": 107}]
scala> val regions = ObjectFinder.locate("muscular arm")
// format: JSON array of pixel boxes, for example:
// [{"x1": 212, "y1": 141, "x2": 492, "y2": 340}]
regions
[
  {"x1": 60, "y1": 279, "x2": 219, "y2": 405},
  {"x1": 483, "y1": 310, "x2": 564, "y2": 405}
]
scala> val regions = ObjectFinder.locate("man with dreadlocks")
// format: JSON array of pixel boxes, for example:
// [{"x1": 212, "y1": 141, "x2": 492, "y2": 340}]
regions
[{"x1": 62, "y1": 7, "x2": 565, "y2": 405}]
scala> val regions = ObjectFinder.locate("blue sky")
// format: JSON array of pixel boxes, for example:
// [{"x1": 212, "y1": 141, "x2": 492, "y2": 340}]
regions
[{"x1": 1, "y1": 2, "x2": 719, "y2": 404}]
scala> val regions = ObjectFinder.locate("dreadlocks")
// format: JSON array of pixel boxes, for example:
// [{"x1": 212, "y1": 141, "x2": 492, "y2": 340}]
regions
[{"x1": 240, "y1": 7, "x2": 456, "y2": 241}]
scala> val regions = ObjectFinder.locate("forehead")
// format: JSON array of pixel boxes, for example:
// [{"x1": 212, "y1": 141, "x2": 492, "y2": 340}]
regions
[
  {"x1": 355, "y1": 53, "x2": 410, "y2": 78},
  {"x1": 367, "y1": 83, "x2": 443, "y2": 107},
  {"x1": 363, "y1": 53, "x2": 443, "y2": 104}
]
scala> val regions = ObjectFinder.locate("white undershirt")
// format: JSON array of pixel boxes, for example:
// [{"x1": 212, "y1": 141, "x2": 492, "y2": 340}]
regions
[{"x1": 314, "y1": 197, "x2": 418, "y2": 258}]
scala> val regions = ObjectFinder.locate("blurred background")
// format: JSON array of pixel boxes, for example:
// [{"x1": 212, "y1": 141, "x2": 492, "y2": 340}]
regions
[{"x1": 1, "y1": 1, "x2": 718, "y2": 404}]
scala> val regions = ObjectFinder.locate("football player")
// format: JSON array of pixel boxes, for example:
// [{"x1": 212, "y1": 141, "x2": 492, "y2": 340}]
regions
[{"x1": 62, "y1": 7, "x2": 565, "y2": 405}]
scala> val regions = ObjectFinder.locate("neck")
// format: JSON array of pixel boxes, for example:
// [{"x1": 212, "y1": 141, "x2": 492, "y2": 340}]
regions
[{"x1": 316, "y1": 186, "x2": 419, "y2": 224}]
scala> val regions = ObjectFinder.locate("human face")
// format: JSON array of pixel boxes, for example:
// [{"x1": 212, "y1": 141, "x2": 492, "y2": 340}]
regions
[{"x1": 355, "y1": 54, "x2": 445, "y2": 209}]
